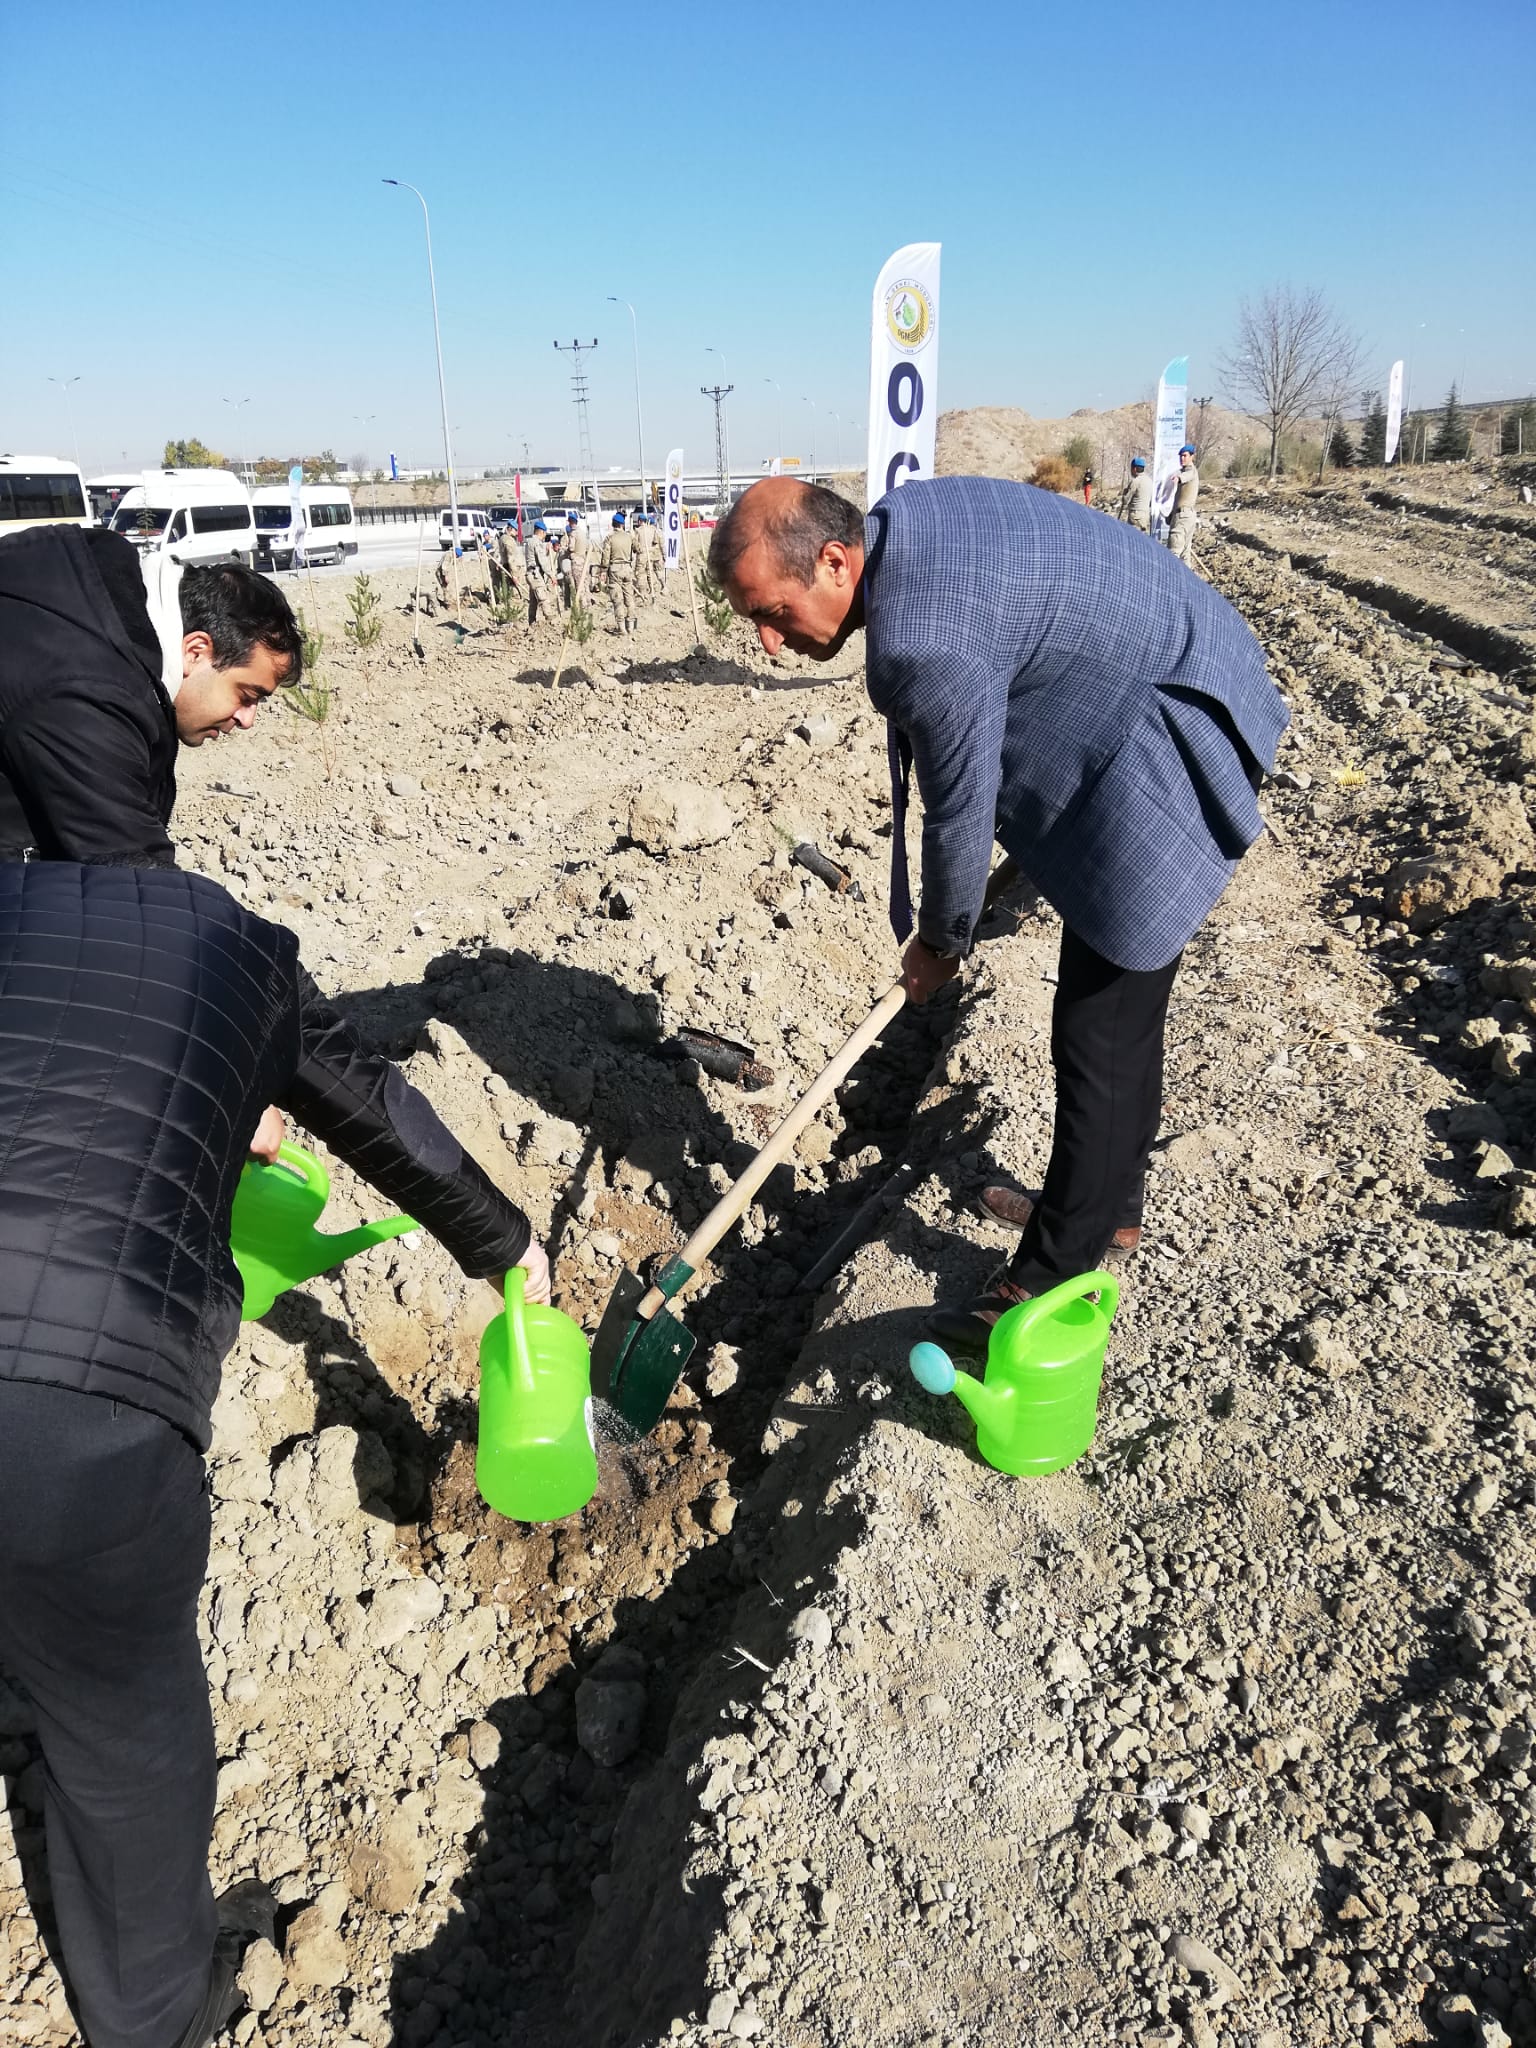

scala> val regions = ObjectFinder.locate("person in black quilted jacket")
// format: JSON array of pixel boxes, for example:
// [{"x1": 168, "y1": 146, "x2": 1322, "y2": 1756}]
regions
[{"x1": 0, "y1": 859, "x2": 551, "y2": 2048}]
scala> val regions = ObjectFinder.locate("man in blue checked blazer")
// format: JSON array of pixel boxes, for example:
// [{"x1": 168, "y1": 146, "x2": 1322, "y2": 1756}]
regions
[{"x1": 711, "y1": 476, "x2": 1288, "y2": 1349}]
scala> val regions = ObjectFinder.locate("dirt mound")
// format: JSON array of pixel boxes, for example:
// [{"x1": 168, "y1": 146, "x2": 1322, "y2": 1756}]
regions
[{"x1": 937, "y1": 401, "x2": 1264, "y2": 487}]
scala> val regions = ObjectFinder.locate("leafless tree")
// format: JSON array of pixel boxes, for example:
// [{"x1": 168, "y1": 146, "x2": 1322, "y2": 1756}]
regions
[{"x1": 1221, "y1": 286, "x2": 1363, "y2": 478}]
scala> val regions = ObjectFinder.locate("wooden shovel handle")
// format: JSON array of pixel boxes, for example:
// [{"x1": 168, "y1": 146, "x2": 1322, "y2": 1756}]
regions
[
  {"x1": 633, "y1": 855, "x2": 1021, "y2": 1321},
  {"x1": 635, "y1": 977, "x2": 907, "y2": 1319}
]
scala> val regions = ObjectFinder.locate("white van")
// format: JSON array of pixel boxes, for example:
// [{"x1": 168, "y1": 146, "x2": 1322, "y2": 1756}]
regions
[
  {"x1": 252, "y1": 485, "x2": 358, "y2": 569},
  {"x1": 107, "y1": 469, "x2": 256, "y2": 568},
  {"x1": 0, "y1": 455, "x2": 92, "y2": 536},
  {"x1": 439, "y1": 507, "x2": 493, "y2": 551},
  {"x1": 86, "y1": 473, "x2": 144, "y2": 527}
]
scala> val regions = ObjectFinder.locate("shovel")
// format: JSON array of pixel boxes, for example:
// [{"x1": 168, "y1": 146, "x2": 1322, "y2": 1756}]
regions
[{"x1": 591, "y1": 857, "x2": 1021, "y2": 1433}]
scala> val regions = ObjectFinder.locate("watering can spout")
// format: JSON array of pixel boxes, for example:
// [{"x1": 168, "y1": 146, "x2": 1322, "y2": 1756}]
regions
[
  {"x1": 909, "y1": 1341, "x2": 1015, "y2": 1433},
  {"x1": 951, "y1": 1367, "x2": 1017, "y2": 1439},
  {"x1": 297, "y1": 1216, "x2": 414, "y2": 1282}
]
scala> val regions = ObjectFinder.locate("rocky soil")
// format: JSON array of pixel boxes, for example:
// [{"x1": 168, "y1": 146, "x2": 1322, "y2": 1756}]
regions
[
  {"x1": 2, "y1": 463, "x2": 1535, "y2": 2048},
  {"x1": 1216, "y1": 462, "x2": 1536, "y2": 677}
]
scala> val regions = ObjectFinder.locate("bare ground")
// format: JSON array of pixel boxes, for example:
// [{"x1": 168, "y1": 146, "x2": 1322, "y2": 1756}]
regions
[{"x1": 1, "y1": 468, "x2": 1535, "y2": 2048}]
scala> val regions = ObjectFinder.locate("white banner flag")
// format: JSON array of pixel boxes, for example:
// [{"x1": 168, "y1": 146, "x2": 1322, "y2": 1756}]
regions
[
  {"x1": 1150, "y1": 355, "x2": 1189, "y2": 536},
  {"x1": 662, "y1": 448, "x2": 683, "y2": 576},
  {"x1": 1385, "y1": 359, "x2": 1405, "y2": 466},
  {"x1": 288, "y1": 463, "x2": 307, "y2": 568},
  {"x1": 867, "y1": 242, "x2": 941, "y2": 504}
]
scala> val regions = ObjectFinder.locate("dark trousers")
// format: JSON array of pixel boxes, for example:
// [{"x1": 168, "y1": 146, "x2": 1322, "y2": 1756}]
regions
[
  {"x1": 1007, "y1": 925, "x2": 1181, "y2": 1292},
  {"x1": 0, "y1": 1382, "x2": 216, "y2": 2048}
]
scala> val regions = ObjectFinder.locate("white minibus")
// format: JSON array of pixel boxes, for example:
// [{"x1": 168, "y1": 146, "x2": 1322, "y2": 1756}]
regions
[
  {"x1": 0, "y1": 455, "x2": 92, "y2": 537},
  {"x1": 252, "y1": 485, "x2": 358, "y2": 569},
  {"x1": 86, "y1": 473, "x2": 143, "y2": 526}
]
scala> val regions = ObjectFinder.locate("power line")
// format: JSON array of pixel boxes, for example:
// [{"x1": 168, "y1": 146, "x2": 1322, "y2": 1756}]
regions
[
  {"x1": 701, "y1": 382, "x2": 733, "y2": 516},
  {"x1": 555, "y1": 339, "x2": 598, "y2": 503}
]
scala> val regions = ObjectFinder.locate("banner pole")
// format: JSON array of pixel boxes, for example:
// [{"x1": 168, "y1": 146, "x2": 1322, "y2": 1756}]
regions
[
  {"x1": 681, "y1": 517, "x2": 705, "y2": 650},
  {"x1": 866, "y1": 242, "x2": 941, "y2": 506}
]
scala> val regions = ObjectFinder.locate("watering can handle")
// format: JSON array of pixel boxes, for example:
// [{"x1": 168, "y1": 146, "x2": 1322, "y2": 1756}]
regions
[
  {"x1": 271, "y1": 1140, "x2": 331, "y2": 1203},
  {"x1": 1005, "y1": 1271, "x2": 1119, "y2": 1342},
  {"x1": 502, "y1": 1267, "x2": 540, "y2": 1399}
]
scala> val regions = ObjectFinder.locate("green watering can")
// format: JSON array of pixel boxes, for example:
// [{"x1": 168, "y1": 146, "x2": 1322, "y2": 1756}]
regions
[
  {"x1": 909, "y1": 1272, "x2": 1119, "y2": 1476},
  {"x1": 476, "y1": 1267, "x2": 598, "y2": 1523},
  {"x1": 231, "y1": 1141, "x2": 418, "y2": 1320}
]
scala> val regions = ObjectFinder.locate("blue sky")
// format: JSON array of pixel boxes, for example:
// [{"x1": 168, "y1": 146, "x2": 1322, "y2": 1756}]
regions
[{"x1": 3, "y1": 0, "x2": 1531, "y2": 478}]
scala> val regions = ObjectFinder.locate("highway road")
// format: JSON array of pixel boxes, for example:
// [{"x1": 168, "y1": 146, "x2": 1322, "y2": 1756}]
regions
[{"x1": 266, "y1": 521, "x2": 439, "y2": 582}]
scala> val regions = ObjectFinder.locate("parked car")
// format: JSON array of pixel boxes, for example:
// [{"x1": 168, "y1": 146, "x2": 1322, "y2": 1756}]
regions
[{"x1": 438, "y1": 508, "x2": 494, "y2": 551}]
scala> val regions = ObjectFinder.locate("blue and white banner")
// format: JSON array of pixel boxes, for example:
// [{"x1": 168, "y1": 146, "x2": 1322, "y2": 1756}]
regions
[
  {"x1": 389, "y1": 451, "x2": 399, "y2": 481},
  {"x1": 288, "y1": 463, "x2": 307, "y2": 567},
  {"x1": 662, "y1": 448, "x2": 684, "y2": 576},
  {"x1": 1151, "y1": 356, "x2": 1189, "y2": 536},
  {"x1": 1385, "y1": 359, "x2": 1404, "y2": 466},
  {"x1": 867, "y1": 242, "x2": 941, "y2": 504}
]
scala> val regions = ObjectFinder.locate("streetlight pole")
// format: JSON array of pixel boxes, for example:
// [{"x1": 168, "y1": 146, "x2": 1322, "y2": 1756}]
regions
[
  {"x1": 607, "y1": 296, "x2": 646, "y2": 512},
  {"x1": 1192, "y1": 395, "x2": 1213, "y2": 462},
  {"x1": 705, "y1": 347, "x2": 731, "y2": 499},
  {"x1": 764, "y1": 378, "x2": 784, "y2": 471},
  {"x1": 383, "y1": 178, "x2": 460, "y2": 583},
  {"x1": 802, "y1": 397, "x2": 818, "y2": 480},
  {"x1": 221, "y1": 396, "x2": 251, "y2": 484},
  {"x1": 48, "y1": 376, "x2": 82, "y2": 473}
]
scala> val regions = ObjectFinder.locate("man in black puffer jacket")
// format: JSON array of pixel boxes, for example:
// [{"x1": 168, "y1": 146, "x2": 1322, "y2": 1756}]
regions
[
  {"x1": 0, "y1": 859, "x2": 550, "y2": 2048},
  {"x1": 0, "y1": 523, "x2": 303, "y2": 864}
]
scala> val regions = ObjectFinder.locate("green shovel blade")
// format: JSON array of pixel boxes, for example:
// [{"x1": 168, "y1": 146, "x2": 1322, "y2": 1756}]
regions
[
  {"x1": 608, "y1": 1307, "x2": 698, "y2": 1437},
  {"x1": 591, "y1": 1255, "x2": 700, "y2": 1437}
]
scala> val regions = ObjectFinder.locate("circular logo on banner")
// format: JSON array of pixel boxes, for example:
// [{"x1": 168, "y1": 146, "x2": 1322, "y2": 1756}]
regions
[
  {"x1": 884, "y1": 280, "x2": 934, "y2": 353},
  {"x1": 667, "y1": 453, "x2": 682, "y2": 481}
]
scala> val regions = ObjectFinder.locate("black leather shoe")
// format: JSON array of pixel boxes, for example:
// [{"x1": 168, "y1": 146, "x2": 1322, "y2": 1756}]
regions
[
  {"x1": 972, "y1": 1182, "x2": 1141, "y2": 1253},
  {"x1": 926, "y1": 1278, "x2": 1035, "y2": 1356},
  {"x1": 170, "y1": 1878, "x2": 278, "y2": 2048}
]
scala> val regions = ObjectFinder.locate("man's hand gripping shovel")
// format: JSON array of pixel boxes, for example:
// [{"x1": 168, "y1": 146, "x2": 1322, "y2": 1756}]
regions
[{"x1": 591, "y1": 859, "x2": 1020, "y2": 1436}]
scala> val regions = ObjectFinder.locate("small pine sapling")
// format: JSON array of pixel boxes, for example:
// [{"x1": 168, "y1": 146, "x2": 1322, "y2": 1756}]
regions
[
  {"x1": 343, "y1": 572, "x2": 384, "y2": 651},
  {"x1": 695, "y1": 563, "x2": 735, "y2": 637}
]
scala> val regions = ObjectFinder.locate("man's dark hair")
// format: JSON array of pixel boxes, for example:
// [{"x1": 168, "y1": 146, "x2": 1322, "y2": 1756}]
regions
[
  {"x1": 179, "y1": 564, "x2": 304, "y2": 685},
  {"x1": 709, "y1": 482, "x2": 864, "y2": 590}
]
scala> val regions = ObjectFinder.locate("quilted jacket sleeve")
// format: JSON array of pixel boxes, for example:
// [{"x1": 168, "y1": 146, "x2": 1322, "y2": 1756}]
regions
[{"x1": 277, "y1": 968, "x2": 533, "y2": 1279}]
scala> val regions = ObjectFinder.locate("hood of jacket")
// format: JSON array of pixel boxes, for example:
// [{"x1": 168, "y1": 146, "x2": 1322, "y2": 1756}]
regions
[{"x1": 0, "y1": 523, "x2": 174, "y2": 708}]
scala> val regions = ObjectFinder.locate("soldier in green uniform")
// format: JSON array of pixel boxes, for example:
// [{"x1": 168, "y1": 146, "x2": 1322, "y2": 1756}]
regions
[
  {"x1": 1166, "y1": 445, "x2": 1199, "y2": 562},
  {"x1": 599, "y1": 512, "x2": 637, "y2": 636},
  {"x1": 1117, "y1": 456, "x2": 1152, "y2": 532}
]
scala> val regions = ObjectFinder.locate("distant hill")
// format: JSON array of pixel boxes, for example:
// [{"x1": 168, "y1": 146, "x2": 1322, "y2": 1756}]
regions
[{"x1": 936, "y1": 400, "x2": 1272, "y2": 483}]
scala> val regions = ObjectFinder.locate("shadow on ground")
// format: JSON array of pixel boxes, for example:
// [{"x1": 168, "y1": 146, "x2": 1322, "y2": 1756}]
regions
[{"x1": 314, "y1": 934, "x2": 1018, "y2": 2046}]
